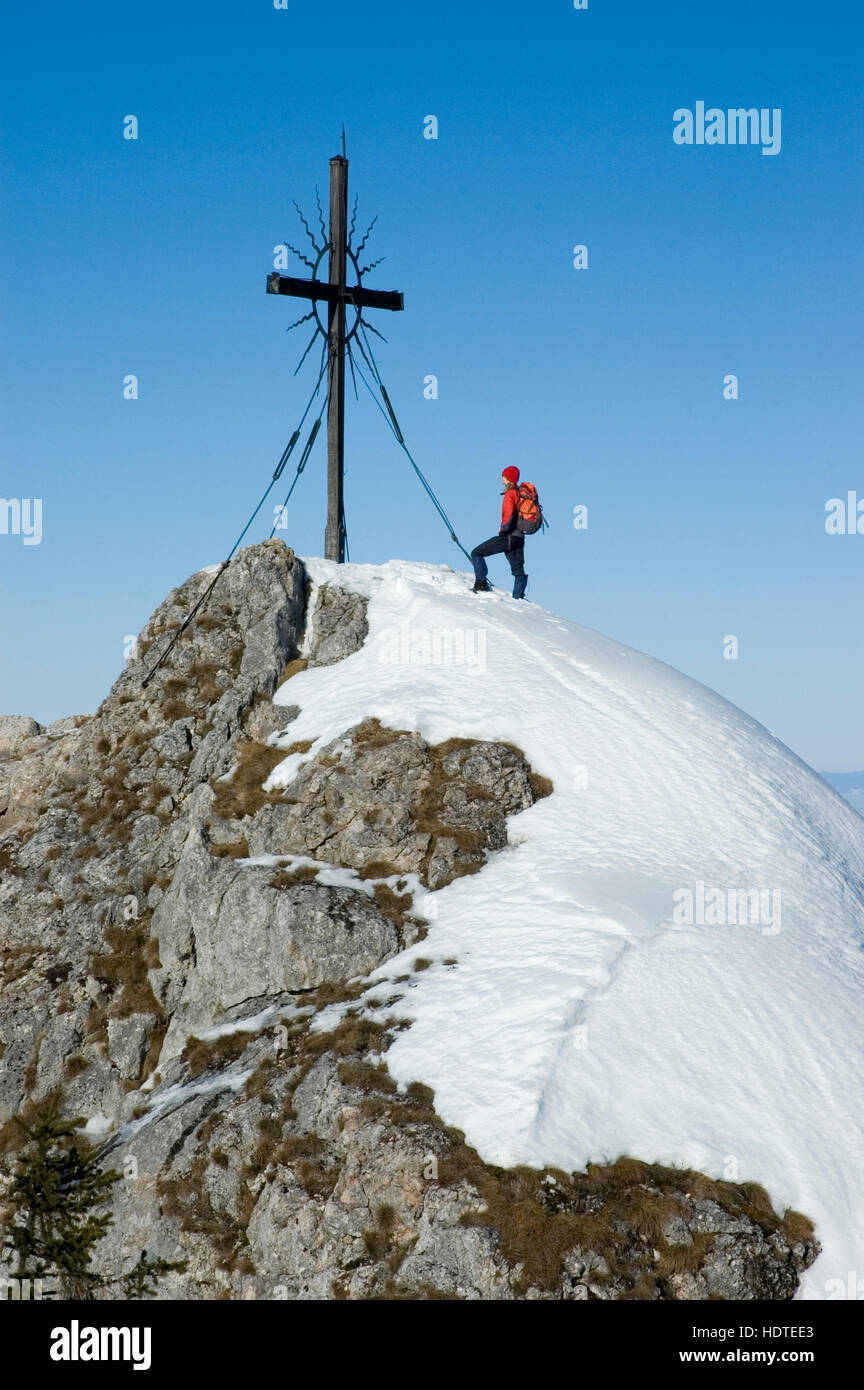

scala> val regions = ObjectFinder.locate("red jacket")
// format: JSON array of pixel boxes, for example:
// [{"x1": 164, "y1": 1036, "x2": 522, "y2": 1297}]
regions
[{"x1": 500, "y1": 487, "x2": 519, "y2": 534}]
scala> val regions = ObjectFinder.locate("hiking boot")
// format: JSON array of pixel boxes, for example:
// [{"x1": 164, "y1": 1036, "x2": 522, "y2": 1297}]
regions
[{"x1": 472, "y1": 579, "x2": 492, "y2": 593}]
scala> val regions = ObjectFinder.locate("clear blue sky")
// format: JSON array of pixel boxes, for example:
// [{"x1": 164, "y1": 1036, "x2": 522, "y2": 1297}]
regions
[{"x1": 1, "y1": 0, "x2": 862, "y2": 770}]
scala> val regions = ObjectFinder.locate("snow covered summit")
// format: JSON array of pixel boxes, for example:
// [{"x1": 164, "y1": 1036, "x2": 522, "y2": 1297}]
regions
[{"x1": 270, "y1": 556, "x2": 864, "y2": 1301}]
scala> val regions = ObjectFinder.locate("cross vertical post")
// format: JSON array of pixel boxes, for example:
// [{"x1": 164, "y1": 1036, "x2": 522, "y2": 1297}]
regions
[
  {"x1": 325, "y1": 156, "x2": 348, "y2": 563},
  {"x1": 266, "y1": 153, "x2": 404, "y2": 561}
]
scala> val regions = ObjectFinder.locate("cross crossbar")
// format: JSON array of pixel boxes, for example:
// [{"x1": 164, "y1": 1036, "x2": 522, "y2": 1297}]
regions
[{"x1": 266, "y1": 271, "x2": 404, "y2": 314}]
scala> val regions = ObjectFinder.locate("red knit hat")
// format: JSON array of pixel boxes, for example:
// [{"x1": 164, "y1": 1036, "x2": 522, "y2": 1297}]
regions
[{"x1": 501, "y1": 466, "x2": 520, "y2": 485}]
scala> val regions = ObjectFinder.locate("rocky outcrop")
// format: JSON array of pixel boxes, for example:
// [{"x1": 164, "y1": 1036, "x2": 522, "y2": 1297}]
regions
[
  {"x1": 0, "y1": 540, "x2": 307, "y2": 1132},
  {"x1": 0, "y1": 542, "x2": 820, "y2": 1301},
  {"x1": 0, "y1": 714, "x2": 91, "y2": 832},
  {"x1": 143, "y1": 717, "x2": 546, "y2": 1059},
  {"x1": 151, "y1": 835, "x2": 412, "y2": 1059},
  {"x1": 245, "y1": 721, "x2": 544, "y2": 888},
  {"x1": 304, "y1": 583, "x2": 369, "y2": 667},
  {"x1": 84, "y1": 999, "x2": 816, "y2": 1302}
]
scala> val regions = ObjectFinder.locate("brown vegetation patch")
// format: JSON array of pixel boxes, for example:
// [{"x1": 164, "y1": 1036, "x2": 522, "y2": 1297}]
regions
[
  {"x1": 270, "y1": 863, "x2": 319, "y2": 888},
  {"x1": 529, "y1": 772, "x2": 554, "y2": 800},
  {"x1": 86, "y1": 920, "x2": 164, "y2": 1074},
  {"x1": 281, "y1": 739, "x2": 314, "y2": 756},
  {"x1": 209, "y1": 839, "x2": 250, "y2": 860},
  {"x1": 279, "y1": 658, "x2": 309, "y2": 686},
  {"x1": 352, "y1": 718, "x2": 403, "y2": 750},
  {"x1": 181, "y1": 1031, "x2": 254, "y2": 1080},
  {"x1": 210, "y1": 741, "x2": 287, "y2": 820},
  {"x1": 371, "y1": 883, "x2": 416, "y2": 933},
  {"x1": 158, "y1": 1154, "x2": 254, "y2": 1275},
  {"x1": 1, "y1": 946, "x2": 47, "y2": 983}
]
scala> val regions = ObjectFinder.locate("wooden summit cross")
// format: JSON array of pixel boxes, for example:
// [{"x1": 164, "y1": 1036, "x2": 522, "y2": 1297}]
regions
[{"x1": 266, "y1": 154, "x2": 404, "y2": 562}]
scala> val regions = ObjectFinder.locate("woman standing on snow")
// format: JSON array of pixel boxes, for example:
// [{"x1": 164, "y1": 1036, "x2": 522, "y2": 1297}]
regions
[{"x1": 470, "y1": 466, "x2": 529, "y2": 599}]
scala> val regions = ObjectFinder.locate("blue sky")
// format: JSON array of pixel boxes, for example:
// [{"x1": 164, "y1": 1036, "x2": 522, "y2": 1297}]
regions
[{"x1": 1, "y1": 0, "x2": 862, "y2": 769}]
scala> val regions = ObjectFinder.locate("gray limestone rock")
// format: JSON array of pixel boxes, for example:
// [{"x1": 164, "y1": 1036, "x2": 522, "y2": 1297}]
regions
[
  {"x1": 151, "y1": 834, "x2": 401, "y2": 1058},
  {"x1": 0, "y1": 715, "x2": 43, "y2": 755},
  {"x1": 306, "y1": 584, "x2": 369, "y2": 667},
  {"x1": 245, "y1": 722, "x2": 538, "y2": 889},
  {"x1": 0, "y1": 543, "x2": 819, "y2": 1303}
]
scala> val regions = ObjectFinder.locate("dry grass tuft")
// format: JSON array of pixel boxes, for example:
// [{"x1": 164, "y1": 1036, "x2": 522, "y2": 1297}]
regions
[
  {"x1": 280, "y1": 739, "x2": 314, "y2": 756},
  {"x1": 529, "y1": 772, "x2": 554, "y2": 800},
  {"x1": 782, "y1": 1207, "x2": 816, "y2": 1244},
  {"x1": 211, "y1": 741, "x2": 287, "y2": 819},
  {"x1": 271, "y1": 863, "x2": 319, "y2": 888},
  {"x1": 352, "y1": 718, "x2": 403, "y2": 749},
  {"x1": 209, "y1": 839, "x2": 250, "y2": 860},
  {"x1": 278, "y1": 658, "x2": 309, "y2": 686},
  {"x1": 181, "y1": 1031, "x2": 253, "y2": 1080},
  {"x1": 371, "y1": 883, "x2": 416, "y2": 932},
  {"x1": 89, "y1": 921, "x2": 163, "y2": 1026},
  {"x1": 158, "y1": 1154, "x2": 254, "y2": 1274}
]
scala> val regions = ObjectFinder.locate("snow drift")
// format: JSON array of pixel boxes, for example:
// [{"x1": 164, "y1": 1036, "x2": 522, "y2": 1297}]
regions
[{"x1": 267, "y1": 557, "x2": 864, "y2": 1301}]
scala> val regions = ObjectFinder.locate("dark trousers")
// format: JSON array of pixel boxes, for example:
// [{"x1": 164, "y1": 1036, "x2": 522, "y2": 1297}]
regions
[{"x1": 471, "y1": 532, "x2": 527, "y2": 598}]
